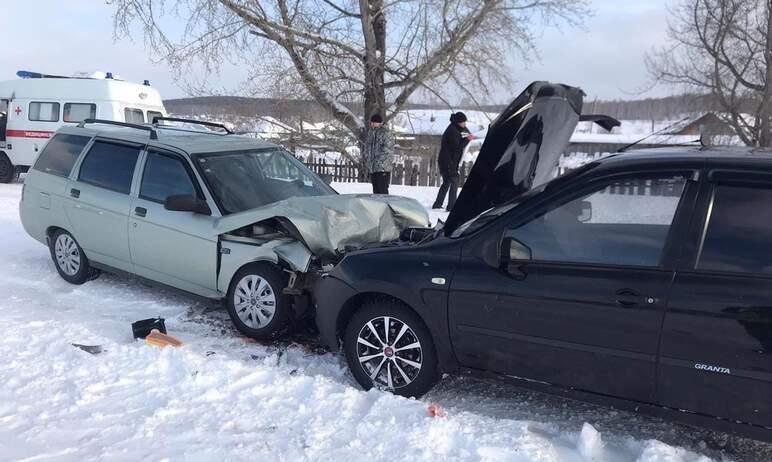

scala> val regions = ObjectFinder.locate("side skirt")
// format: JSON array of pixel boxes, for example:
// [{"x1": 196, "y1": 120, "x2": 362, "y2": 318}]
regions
[
  {"x1": 90, "y1": 261, "x2": 224, "y2": 306},
  {"x1": 459, "y1": 367, "x2": 772, "y2": 443}
]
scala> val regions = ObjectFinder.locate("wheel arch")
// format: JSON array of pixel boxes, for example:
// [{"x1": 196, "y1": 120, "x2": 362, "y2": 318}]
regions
[
  {"x1": 46, "y1": 225, "x2": 67, "y2": 245},
  {"x1": 224, "y1": 258, "x2": 285, "y2": 293}
]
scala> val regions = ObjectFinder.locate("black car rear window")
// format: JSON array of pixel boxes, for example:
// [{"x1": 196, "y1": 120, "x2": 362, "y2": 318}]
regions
[{"x1": 33, "y1": 134, "x2": 91, "y2": 177}]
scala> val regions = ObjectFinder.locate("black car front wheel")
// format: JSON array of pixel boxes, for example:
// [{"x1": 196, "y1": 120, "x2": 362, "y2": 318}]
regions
[{"x1": 344, "y1": 299, "x2": 439, "y2": 397}]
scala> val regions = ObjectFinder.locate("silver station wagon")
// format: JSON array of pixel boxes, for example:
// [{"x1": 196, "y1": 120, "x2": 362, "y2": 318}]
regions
[{"x1": 20, "y1": 118, "x2": 428, "y2": 338}]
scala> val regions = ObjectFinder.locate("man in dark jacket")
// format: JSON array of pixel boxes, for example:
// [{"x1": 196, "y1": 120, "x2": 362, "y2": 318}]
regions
[
  {"x1": 362, "y1": 113, "x2": 396, "y2": 194},
  {"x1": 432, "y1": 112, "x2": 473, "y2": 210}
]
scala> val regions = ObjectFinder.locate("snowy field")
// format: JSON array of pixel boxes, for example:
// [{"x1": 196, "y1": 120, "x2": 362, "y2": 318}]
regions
[{"x1": 0, "y1": 180, "x2": 770, "y2": 461}]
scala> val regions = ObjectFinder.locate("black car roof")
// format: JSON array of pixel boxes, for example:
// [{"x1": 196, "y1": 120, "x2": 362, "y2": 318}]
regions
[{"x1": 592, "y1": 146, "x2": 772, "y2": 170}]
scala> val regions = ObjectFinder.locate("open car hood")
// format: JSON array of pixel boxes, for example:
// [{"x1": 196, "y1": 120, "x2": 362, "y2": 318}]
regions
[
  {"x1": 215, "y1": 194, "x2": 430, "y2": 259},
  {"x1": 444, "y1": 82, "x2": 618, "y2": 235}
]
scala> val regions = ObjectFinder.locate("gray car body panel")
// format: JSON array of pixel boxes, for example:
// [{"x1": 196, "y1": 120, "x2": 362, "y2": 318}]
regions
[{"x1": 20, "y1": 123, "x2": 429, "y2": 300}]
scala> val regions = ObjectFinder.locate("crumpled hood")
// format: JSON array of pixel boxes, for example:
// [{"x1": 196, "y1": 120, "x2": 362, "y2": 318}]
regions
[
  {"x1": 215, "y1": 194, "x2": 430, "y2": 258},
  {"x1": 444, "y1": 82, "x2": 586, "y2": 234}
]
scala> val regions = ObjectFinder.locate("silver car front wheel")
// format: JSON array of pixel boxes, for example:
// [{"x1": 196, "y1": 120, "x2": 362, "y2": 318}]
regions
[
  {"x1": 226, "y1": 263, "x2": 292, "y2": 340},
  {"x1": 233, "y1": 274, "x2": 277, "y2": 329}
]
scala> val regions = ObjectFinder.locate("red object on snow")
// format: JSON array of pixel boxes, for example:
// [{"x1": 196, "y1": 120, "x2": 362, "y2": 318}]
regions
[
  {"x1": 427, "y1": 403, "x2": 445, "y2": 418},
  {"x1": 145, "y1": 329, "x2": 183, "y2": 348}
]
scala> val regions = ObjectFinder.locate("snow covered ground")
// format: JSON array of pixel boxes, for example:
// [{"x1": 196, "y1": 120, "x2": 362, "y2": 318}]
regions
[{"x1": 0, "y1": 181, "x2": 770, "y2": 461}]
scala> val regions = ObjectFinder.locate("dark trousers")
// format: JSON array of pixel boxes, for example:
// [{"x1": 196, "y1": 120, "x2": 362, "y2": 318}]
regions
[
  {"x1": 433, "y1": 172, "x2": 458, "y2": 210},
  {"x1": 371, "y1": 171, "x2": 391, "y2": 194}
]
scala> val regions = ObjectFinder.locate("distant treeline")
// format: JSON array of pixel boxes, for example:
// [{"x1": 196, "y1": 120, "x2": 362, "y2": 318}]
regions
[
  {"x1": 583, "y1": 94, "x2": 722, "y2": 120},
  {"x1": 164, "y1": 93, "x2": 743, "y2": 123}
]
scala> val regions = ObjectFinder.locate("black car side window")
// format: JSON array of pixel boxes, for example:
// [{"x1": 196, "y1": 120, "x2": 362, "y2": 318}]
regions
[
  {"x1": 698, "y1": 185, "x2": 772, "y2": 275},
  {"x1": 506, "y1": 175, "x2": 687, "y2": 267},
  {"x1": 140, "y1": 151, "x2": 198, "y2": 203}
]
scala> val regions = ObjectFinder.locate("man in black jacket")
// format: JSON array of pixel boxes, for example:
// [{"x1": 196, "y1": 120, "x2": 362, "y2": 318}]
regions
[{"x1": 432, "y1": 112, "x2": 473, "y2": 211}]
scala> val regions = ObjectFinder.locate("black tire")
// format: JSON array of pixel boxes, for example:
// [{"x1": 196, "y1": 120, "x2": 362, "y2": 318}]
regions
[
  {"x1": 226, "y1": 262, "x2": 292, "y2": 340},
  {"x1": 49, "y1": 229, "x2": 97, "y2": 285},
  {"x1": 344, "y1": 299, "x2": 439, "y2": 397},
  {"x1": 0, "y1": 153, "x2": 17, "y2": 184}
]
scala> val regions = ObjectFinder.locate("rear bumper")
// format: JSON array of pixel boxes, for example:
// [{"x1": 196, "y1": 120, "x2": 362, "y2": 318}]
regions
[{"x1": 313, "y1": 274, "x2": 358, "y2": 351}]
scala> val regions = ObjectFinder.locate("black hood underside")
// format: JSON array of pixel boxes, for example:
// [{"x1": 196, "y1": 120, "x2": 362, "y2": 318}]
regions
[{"x1": 444, "y1": 82, "x2": 619, "y2": 235}]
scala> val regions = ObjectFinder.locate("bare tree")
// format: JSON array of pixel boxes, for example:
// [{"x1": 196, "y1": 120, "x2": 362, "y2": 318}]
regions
[
  {"x1": 647, "y1": 0, "x2": 772, "y2": 146},
  {"x1": 111, "y1": 0, "x2": 588, "y2": 155}
]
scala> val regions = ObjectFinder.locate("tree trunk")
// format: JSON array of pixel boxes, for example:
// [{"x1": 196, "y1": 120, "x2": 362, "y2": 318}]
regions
[
  {"x1": 760, "y1": 1, "x2": 772, "y2": 147},
  {"x1": 360, "y1": 0, "x2": 387, "y2": 122},
  {"x1": 359, "y1": 0, "x2": 387, "y2": 181}
]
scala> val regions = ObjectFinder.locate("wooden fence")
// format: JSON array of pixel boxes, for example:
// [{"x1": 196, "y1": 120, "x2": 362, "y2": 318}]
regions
[
  {"x1": 302, "y1": 153, "x2": 681, "y2": 197},
  {"x1": 303, "y1": 156, "x2": 474, "y2": 187}
]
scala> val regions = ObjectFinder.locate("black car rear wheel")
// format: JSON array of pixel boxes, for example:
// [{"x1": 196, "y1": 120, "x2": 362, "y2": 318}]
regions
[{"x1": 343, "y1": 299, "x2": 439, "y2": 397}]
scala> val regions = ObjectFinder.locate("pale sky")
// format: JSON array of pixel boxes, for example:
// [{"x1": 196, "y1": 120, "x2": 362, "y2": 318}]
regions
[{"x1": 1, "y1": 0, "x2": 676, "y2": 102}]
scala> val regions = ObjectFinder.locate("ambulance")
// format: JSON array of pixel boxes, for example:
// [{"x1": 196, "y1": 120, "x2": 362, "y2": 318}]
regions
[{"x1": 0, "y1": 70, "x2": 167, "y2": 183}]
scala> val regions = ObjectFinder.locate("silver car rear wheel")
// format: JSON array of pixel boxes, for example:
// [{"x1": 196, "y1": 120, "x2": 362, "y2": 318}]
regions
[
  {"x1": 233, "y1": 274, "x2": 277, "y2": 329},
  {"x1": 54, "y1": 233, "x2": 82, "y2": 276},
  {"x1": 49, "y1": 230, "x2": 95, "y2": 285}
]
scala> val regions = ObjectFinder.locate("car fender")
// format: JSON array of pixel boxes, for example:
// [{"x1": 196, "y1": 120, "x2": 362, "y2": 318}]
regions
[
  {"x1": 314, "y1": 244, "x2": 461, "y2": 372},
  {"x1": 217, "y1": 238, "x2": 284, "y2": 293}
]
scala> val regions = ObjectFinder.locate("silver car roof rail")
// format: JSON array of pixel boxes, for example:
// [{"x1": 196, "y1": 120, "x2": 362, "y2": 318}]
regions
[
  {"x1": 77, "y1": 118, "x2": 158, "y2": 140},
  {"x1": 151, "y1": 116, "x2": 233, "y2": 134}
]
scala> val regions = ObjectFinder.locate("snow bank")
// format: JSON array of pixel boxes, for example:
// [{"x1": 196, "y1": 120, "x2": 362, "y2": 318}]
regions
[{"x1": 0, "y1": 183, "x2": 759, "y2": 461}]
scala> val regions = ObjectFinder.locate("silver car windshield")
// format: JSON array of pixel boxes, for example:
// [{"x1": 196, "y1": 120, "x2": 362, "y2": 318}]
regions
[{"x1": 195, "y1": 148, "x2": 335, "y2": 215}]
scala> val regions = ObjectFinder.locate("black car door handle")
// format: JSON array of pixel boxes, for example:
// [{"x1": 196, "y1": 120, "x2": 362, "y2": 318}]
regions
[
  {"x1": 69, "y1": 188, "x2": 80, "y2": 198},
  {"x1": 615, "y1": 289, "x2": 641, "y2": 307},
  {"x1": 134, "y1": 207, "x2": 147, "y2": 218}
]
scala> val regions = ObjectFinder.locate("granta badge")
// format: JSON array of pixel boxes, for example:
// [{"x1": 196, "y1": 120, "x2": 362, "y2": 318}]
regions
[{"x1": 695, "y1": 363, "x2": 731, "y2": 374}]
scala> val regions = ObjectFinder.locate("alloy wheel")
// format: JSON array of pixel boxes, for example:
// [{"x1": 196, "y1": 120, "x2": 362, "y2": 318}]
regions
[
  {"x1": 356, "y1": 316, "x2": 423, "y2": 390},
  {"x1": 54, "y1": 234, "x2": 81, "y2": 276},
  {"x1": 233, "y1": 274, "x2": 277, "y2": 329}
]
